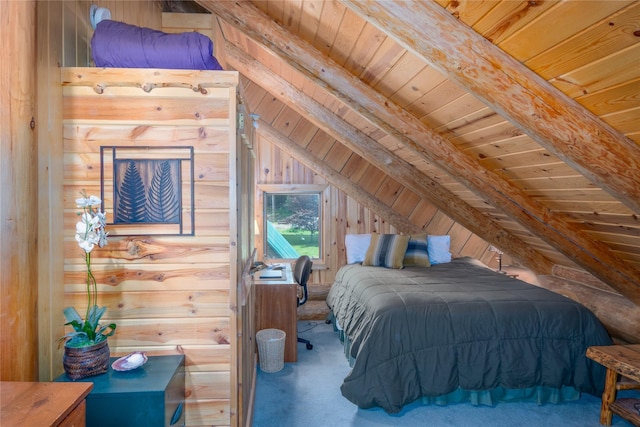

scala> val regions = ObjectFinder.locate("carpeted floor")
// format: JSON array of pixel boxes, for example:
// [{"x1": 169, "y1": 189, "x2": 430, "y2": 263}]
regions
[{"x1": 252, "y1": 321, "x2": 635, "y2": 427}]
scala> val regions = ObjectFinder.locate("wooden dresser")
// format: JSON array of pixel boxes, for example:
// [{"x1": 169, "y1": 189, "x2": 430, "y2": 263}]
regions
[{"x1": 1, "y1": 381, "x2": 92, "y2": 426}]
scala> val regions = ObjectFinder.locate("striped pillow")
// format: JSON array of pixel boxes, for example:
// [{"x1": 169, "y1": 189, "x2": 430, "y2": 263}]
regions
[
  {"x1": 363, "y1": 234, "x2": 410, "y2": 269},
  {"x1": 403, "y1": 235, "x2": 431, "y2": 267}
]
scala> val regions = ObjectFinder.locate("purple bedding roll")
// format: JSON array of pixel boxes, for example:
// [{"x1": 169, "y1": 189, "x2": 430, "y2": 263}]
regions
[{"x1": 91, "y1": 20, "x2": 223, "y2": 70}]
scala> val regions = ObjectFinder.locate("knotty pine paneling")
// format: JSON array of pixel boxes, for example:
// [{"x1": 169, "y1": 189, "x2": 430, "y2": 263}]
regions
[
  {"x1": 64, "y1": 290, "x2": 230, "y2": 318},
  {"x1": 237, "y1": 0, "x2": 640, "y2": 281},
  {"x1": 63, "y1": 68, "x2": 243, "y2": 427},
  {"x1": 186, "y1": 400, "x2": 229, "y2": 427},
  {"x1": 36, "y1": 4, "x2": 255, "y2": 426},
  {"x1": 37, "y1": 0, "x2": 176, "y2": 384},
  {"x1": 162, "y1": 11, "x2": 215, "y2": 40},
  {"x1": 255, "y1": 133, "x2": 502, "y2": 311},
  {"x1": 60, "y1": 0, "x2": 162, "y2": 68},
  {"x1": 2, "y1": 0, "x2": 38, "y2": 382}
]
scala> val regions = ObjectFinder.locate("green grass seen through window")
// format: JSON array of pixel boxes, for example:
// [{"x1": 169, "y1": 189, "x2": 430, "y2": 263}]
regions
[{"x1": 282, "y1": 229, "x2": 319, "y2": 258}]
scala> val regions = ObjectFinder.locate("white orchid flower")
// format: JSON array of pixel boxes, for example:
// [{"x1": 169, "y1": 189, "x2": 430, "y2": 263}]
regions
[
  {"x1": 75, "y1": 207, "x2": 107, "y2": 253},
  {"x1": 76, "y1": 235, "x2": 96, "y2": 253},
  {"x1": 76, "y1": 195, "x2": 102, "y2": 208},
  {"x1": 76, "y1": 216, "x2": 89, "y2": 234},
  {"x1": 76, "y1": 213, "x2": 99, "y2": 233},
  {"x1": 63, "y1": 191, "x2": 116, "y2": 347}
]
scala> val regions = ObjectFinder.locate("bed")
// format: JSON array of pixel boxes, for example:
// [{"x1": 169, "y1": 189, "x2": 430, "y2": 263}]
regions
[{"x1": 326, "y1": 257, "x2": 613, "y2": 413}]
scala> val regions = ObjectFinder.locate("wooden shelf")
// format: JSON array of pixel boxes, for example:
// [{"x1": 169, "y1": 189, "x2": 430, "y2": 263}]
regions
[
  {"x1": 587, "y1": 345, "x2": 640, "y2": 426},
  {"x1": 610, "y1": 398, "x2": 640, "y2": 426}
]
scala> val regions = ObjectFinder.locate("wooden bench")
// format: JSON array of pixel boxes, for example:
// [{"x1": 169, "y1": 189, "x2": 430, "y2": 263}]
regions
[{"x1": 586, "y1": 345, "x2": 640, "y2": 426}]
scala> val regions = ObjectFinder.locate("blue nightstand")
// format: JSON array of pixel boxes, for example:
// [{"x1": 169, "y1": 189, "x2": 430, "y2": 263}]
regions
[{"x1": 56, "y1": 354, "x2": 185, "y2": 427}]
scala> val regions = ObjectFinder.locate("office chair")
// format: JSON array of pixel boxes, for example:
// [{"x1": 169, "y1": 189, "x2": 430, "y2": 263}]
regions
[{"x1": 293, "y1": 255, "x2": 313, "y2": 350}]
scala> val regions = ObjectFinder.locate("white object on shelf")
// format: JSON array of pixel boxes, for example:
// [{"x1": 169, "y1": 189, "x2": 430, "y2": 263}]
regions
[
  {"x1": 90, "y1": 5, "x2": 112, "y2": 30},
  {"x1": 111, "y1": 351, "x2": 148, "y2": 372}
]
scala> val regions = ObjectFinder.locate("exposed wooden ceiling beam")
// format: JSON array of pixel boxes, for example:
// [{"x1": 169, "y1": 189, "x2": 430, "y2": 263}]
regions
[
  {"x1": 223, "y1": 40, "x2": 553, "y2": 273},
  {"x1": 343, "y1": 0, "x2": 640, "y2": 214},
  {"x1": 203, "y1": 0, "x2": 640, "y2": 303}
]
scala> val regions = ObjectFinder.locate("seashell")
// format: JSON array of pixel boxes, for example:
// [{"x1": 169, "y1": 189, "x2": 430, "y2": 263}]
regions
[{"x1": 111, "y1": 351, "x2": 148, "y2": 372}]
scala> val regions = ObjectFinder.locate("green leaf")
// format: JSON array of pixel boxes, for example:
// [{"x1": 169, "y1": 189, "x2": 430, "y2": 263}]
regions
[
  {"x1": 96, "y1": 323, "x2": 117, "y2": 338},
  {"x1": 63, "y1": 307, "x2": 83, "y2": 325},
  {"x1": 64, "y1": 319, "x2": 83, "y2": 332},
  {"x1": 87, "y1": 305, "x2": 107, "y2": 327},
  {"x1": 60, "y1": 331, "x2": 88, "y2": 342}
]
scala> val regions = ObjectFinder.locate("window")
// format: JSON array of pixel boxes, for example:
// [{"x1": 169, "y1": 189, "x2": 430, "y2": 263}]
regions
[{"x1": 260, "y1": 185, "x2": 325, "y2": 260}]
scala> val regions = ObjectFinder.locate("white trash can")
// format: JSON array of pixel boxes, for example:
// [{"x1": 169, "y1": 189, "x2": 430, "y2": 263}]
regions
[{"x1": 256, "y1": 328, "x2": 286, "y2": 373}]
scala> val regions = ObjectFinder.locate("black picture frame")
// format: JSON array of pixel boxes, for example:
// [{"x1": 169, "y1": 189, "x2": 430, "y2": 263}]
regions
[{"x1": 100, "y1": 146, "x2": 195, "y2": 236}]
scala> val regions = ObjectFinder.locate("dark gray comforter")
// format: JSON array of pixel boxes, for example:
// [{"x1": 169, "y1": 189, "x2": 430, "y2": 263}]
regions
[{"x1": 326, "y1": 257, "x2": 612, "y2": 413}]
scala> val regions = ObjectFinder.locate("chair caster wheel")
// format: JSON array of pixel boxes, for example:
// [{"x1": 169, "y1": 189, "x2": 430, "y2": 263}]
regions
[{"x1": 306, "y1": 343, "x2": 313, "y2": 350}]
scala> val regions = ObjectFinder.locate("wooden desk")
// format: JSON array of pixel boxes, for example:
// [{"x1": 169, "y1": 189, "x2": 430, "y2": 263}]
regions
[
  {"x1": 586, "y1": 344, "x2": 640, "y2": 426},
  {"x1": 254, "y1": 264, "x2": 297, "y2": 362},
  {"x1": 1, "y1": 381, "x2": 92, "y2": 426}
]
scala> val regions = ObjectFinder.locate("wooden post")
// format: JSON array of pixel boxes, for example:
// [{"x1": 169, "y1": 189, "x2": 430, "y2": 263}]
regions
[
  {"x1": 601, "y1": 368, "x2": 617, "y2": 426},
  {"x1": 0, "y1": 0, "x2": 39, "y2": 381}
]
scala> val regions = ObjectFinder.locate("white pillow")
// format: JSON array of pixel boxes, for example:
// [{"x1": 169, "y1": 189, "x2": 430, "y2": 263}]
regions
[
  {"x1": 427, "y1": 235, "x2": 452, "y2": 264},
  {"x1": 345, "y1": 234, "x2": 371, "y2": 264}
]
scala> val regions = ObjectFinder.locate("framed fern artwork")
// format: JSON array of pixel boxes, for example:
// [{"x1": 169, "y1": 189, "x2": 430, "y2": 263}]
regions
[{"x1": 100, "y1": 146, "x2": 195, "y2": 236}]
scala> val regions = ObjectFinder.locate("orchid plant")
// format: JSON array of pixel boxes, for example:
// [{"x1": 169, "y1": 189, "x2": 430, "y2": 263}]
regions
[{"x1": 62, "y1": 191, "x2": 116, "y2": 348}]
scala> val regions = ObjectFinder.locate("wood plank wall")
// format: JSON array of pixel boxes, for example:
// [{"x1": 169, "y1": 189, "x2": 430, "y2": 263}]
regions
[
  {"x1": 162, "y1": 12, "x2": 258, "y2": 427},
  {"x1": 234, "y1": 98, "x2": 257, "y2": 427},
  {"x1": 62, "y1": 68, "x2": 240, "y2": 427},
  {"x1": 36, "y1": 5, "x2": 255, "y2": 426},
  {"x1": 1, "y1": 0, "x2": 39, "y2": 382},
  {"x1": 253, "y1": 131, "x2": 504, "y2": 320},
  {"x1": 35, "y1": 0, "x2": 163, "y2": 381}
]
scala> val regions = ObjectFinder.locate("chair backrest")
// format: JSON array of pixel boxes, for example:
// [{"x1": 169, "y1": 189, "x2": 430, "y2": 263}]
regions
[{"x1": 293, "y1": 255, "x2": 312, "y2": 307}]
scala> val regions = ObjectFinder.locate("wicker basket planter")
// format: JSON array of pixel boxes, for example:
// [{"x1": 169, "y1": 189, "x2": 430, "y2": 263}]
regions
[{"x1": 63, "y1": 339, "x2": 110, "y2": 380}]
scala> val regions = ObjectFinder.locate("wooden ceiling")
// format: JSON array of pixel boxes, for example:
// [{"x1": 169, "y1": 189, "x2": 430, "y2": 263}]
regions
[{"x1": 195, "y1": 0, "x2": 640, "y2": 304}]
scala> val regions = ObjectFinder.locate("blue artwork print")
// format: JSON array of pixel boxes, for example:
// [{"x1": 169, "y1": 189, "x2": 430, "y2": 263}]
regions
[{"x1": 114, "y1": 159, "x2": 181, "y2": 224}]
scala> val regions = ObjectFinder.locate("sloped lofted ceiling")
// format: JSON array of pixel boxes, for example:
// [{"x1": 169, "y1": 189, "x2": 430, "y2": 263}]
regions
[{"x1": 195, "y1": 0, "x2": 640, "y2": 305}]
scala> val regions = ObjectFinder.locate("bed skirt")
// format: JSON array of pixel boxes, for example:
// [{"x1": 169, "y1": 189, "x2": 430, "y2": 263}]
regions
[{"x1": 329, "y1": 314, "x2": 581, "y2": 409}]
